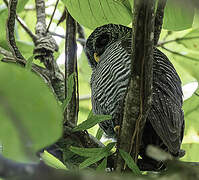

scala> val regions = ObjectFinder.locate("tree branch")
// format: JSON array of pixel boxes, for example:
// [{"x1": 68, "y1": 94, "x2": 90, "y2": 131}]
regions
[
  {"x1": 6, "y1": 0, "x2": 25, "y2": 61},
  {"x1": 34, "y1": 0, "x2": 65, "y2": 102},
  {"x1": 46, "y1": 0, "x2": 60, "y2": 32},
  {"x1": 160, "y1": 46, "x2": 199, "y2": 61},
  {"x1": 117, "y1": 0, "x2": 156, "y2": 171},
  {"x1": 64, "y1": 11, "x2": 79, "y2": 126},
  {"x1": 154, "y1": 0, "x2": 167, "y2": 46}
]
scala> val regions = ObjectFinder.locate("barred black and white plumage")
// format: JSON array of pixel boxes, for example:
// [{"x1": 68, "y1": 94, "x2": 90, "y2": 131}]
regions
[{"x1": 85, "y1": 24, "x2": 184, "y2": 167}]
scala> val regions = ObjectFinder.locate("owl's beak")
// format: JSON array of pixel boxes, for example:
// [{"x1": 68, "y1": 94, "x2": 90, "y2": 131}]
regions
[{"x1": 94, "y1": 53, "x2": 100, "y2": 63}]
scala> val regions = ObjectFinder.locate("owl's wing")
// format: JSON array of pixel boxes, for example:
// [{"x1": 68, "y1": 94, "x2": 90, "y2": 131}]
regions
[
  {"x1": 121, "y1": 37, "x2": 184, "y2": 155},
  {"x1": 149, "y1": 49, "x2": 184, "y2": 155}
]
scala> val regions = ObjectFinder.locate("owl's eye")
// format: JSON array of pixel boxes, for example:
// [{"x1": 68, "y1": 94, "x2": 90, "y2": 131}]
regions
[{"x1": 95, "y1": 33, "x2": 110, "y2": 48}]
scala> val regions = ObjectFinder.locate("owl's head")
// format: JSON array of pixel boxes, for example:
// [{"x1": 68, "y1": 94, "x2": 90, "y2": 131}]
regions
[{"x1": 85, "y1": 24, "x2": 131, "y2": 69}]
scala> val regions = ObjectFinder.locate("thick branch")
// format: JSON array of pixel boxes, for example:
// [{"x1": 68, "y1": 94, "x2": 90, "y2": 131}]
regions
[
  {"x1": 34, "y1": 0, "x2": 65, "y2": 102},
  {"x1": 117, "y1": 0, "x2": 156, "y2": 171},
  {"x1": 64, "y1": 11, "x2": 79, "y2": 126}
]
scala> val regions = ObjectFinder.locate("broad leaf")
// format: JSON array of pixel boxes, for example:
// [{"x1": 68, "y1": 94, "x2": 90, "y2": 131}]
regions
[
  {"x1": 119, "y1": 149, "x2": 141, "y2": 175},
  {"x1": 163, "y1": 0, "x2": 194, "y2": 31},
  {"x1": 183, "y1": 91, "x2": 199, "y2": 135},
  {"x1": 182, "y1": 143, "x2": 199, "y2": 161},
  {"x1": 177, "y1": 28, "x2": 199, "y2": 51},
  {"x1": 17, "y1": 0, "x2": 30, "y2": 13},
  {"x1": 62, "y1": 0, "x2": 132, "y2": 29},
  {"x1": 0, "y1": 63, "x2": 62, "y2": 162}
]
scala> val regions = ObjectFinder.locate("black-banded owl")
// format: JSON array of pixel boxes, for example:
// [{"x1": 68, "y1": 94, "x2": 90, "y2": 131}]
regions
[{"x1": 85, "y1": 24, "x2": 184, "y2": 169}]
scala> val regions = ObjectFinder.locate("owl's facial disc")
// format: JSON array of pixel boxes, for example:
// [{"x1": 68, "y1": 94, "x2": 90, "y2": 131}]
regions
[{"x1": 93, "y1": 33, "x2": 111, "y2": 63}]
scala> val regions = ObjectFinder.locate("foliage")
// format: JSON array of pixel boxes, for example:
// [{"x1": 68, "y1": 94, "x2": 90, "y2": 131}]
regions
[{"x1": 0, "y1": 0, "x2": 199, "y2": 177}]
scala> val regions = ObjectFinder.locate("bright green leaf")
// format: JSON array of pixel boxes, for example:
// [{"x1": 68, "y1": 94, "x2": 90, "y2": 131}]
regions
[
  {"x1": 72, "y1": 114, "x2": 111, "y2": 132},
  {"x1": 183, "y1": 92, "x2": 199, "y2": 135},
  {"x1": 163, "y1": 0, "x2": 194, "y2": 31},
  {"x1": 182, "y1": 143, "x2": 199, "y2": 161},
  {"x1": 41, "y1": 150, "x2": 67, "y2": 170},
  {"x1": 16, "y1": 40, "x2": 34, "y2": 59},
  {"x1": 0, "y1": 63, "x2": 62, "y2": 162},
  {"x1": 62, "y1": 0, "x2": 132, "y2": 29},
  {"x1": 0, "y1": 7, "x2": 8, "y2": 50},
  {"x1": 119, "y1": 149, "x2": 141, "y2": 175},
  {"x1": 177, "y1": 28, "x2": 199, "y2": 51},
  {"x1": 17, "y1": 0, "x2": 30, "y2": 13}
]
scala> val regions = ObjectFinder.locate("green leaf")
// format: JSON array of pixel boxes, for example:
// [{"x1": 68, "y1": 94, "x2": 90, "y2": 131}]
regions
[
  {"x1": 25, "y1": 55, "x2": 34, "y2": 71},
  {"x1": 72, "y1": 114, "x2": 111, "y2": 132},
  {"x1": 69, "y1": 146, "x2": 104, "y2": 157},
  {"x1": 41, "y1": 150, "x2": 67, "y2": 170},
  {"x1": 16, "y1": 40, "x2": 34, "y2": 59},
  {"x1": 163, "y1": 0, "x2": 194, "y2": 31},
  {"x1": 0, "y1": 63, "x2": 62, "y2": 162},
  {"x1": 119, "y1": 149, "x2": 141, "y2": 175},
  {"x1": 0, "y1": 7, "x2": 9, "y2": 50},
  {"x1": 61, "y1": 0, "x2": 132, "y2": 29},
  {"x1": 183, "y1": 92, "x2": 199, "y2": 135},
  {"x1": 177, "y1": 29, "x2": 199, "y2": 51},
  {"x1": 79, "y1": 142, "x2": 115, "y2": 169},
  {"x1": 96, "y1": 157, "x2": 107, "y2": 171},
  {"x1": 96, "y1": 127, "x2": 104, "y2": 140},
  {"x1": 61, "y1": 73, "x2": 75, "y2": 112},
  {"x1": 17, "y1": 0, "x2": 30, "y2": 13},
  {"x1": 182, "y1": 143, "x2": 199, "y2": 161}
]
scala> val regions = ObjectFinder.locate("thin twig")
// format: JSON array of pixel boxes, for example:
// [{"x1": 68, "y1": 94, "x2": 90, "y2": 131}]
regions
[
  {"x1": 46, "y1": 0, "x2": 60, "y2": 32},
  {"x1": 49, "y1": 31, "x2": 86, "y2": 45},
  {"x1": 158, "y1": 36, "x2": 199, "y2": 46},
  {"x1": 160, "y1": 46, "x2": 199, "y2": 62}
]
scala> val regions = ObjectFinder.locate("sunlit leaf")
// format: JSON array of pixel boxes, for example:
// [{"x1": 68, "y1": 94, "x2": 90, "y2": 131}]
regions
[
  {"x1": 182, "y1": 143, "x2": 199, "y2": 161},
  {"x1": 177, "y1": 28, "x2": 199, "y2": 51},
  {"x1": 17, "y1": 0, "x2": 30, "y2": 13},
  {"x1": 119, "y1": 149, "x2": 141, "y2": 175},
  {"x1": 183, "y1": 91, "x2": 199, "y2": 135},
  {"x1": 41, "y1": 150, "x2": 67, "y2": 170},
  {"x1": 62, "y1": 0, "x2": 132, "y2": 29},
  {"x1": 163, "y1": 0, "x2": 194, "y2": 31},
  {"x1": 0, "y1": 63, "x2": 62, "y2": 162}
]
